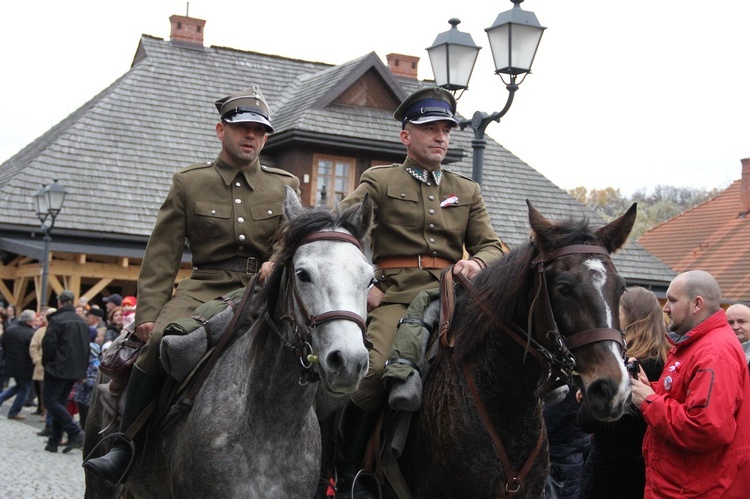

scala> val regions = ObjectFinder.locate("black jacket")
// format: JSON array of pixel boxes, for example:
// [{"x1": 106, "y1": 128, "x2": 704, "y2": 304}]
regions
[
  {"x1": 42, "y1": 304, "x2": 89, "y2": 379},
  {"x1": 1, "y1": 320, "x2": 35, "y2": 378},
  {"x1": 578, "y1": 357, "x2": 664, "y2": 499}
]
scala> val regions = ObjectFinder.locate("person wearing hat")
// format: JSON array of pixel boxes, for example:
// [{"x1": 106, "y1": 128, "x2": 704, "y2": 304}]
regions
[
  {"x1": 86, "y1": 307, "x2": 107, "y2": 338},
  {"x1": 332, "y1": 87, "x2": 504, "y2": 497},
  {"x1": 42, "y1": 290, "x2": 89, "y2": 453},
  {"x1": 102, "y1": 293, "x2": 123, "y2": 315},
  {"x1": 84, "y1": 86, "x2": 300, "y2": 484}
]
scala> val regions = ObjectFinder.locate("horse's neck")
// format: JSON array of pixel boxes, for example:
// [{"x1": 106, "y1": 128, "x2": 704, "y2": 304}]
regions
[
  {"x1": 442, "y1": 303, "x2": 545, "y2": 419},
  {"x1": 236, "y1": 311, "x2": 317, "y2": 420}
]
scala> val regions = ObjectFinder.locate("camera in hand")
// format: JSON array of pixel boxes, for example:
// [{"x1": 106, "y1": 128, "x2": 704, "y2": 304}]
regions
[{"x1": 625, "y1": 359, "x2": 640, "y2": 379}]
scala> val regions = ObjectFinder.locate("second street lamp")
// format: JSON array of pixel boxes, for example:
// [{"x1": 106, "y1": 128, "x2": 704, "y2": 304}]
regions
[
  {"x1": 33, "y1": 179, "x2": 67, "y2": 310},
  {"x1": 427, "y1": 0, "x2": 546, "y2": 184}
]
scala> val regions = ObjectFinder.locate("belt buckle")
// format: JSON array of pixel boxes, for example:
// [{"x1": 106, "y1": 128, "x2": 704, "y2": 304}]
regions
[
  {"x1": 245, "y1": 257, "x2": 258, "y2": 274},
  {"x1": 417, "y1": 255, "x2": 423, "y2": 269}
]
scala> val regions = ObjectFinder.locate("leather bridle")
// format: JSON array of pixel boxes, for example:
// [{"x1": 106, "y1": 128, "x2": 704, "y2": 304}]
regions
[
  {"x1": 441, "y1": 243, "x2": 624, "y2": 497},
  {"x1": 265, "y1": 230, "x2": 368, "y2": 383}
]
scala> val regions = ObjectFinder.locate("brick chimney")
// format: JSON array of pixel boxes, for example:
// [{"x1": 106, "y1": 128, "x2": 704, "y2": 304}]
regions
[
  {"x1": 170, "y1": 15, "x2": 206, "y2": 45},
  {"x1": 386, "y1": 53, "x2": 419, "y2": 79},
  {"x1": 741, "y1": 158, "x2": 750, "y2": 215}
]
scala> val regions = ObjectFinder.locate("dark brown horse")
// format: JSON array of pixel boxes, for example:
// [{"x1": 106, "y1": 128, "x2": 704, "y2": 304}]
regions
[{"x1": 395, "y1": 201, "x2": 636, "y2": 499}]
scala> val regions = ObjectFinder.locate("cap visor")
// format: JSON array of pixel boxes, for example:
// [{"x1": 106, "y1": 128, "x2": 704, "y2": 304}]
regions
[
  {"x1": 408, "y1": 115, "x2": 459, "y2": 127},
  {"x1": 224, "y1": 112, "x2": 274, "y2": 133}
]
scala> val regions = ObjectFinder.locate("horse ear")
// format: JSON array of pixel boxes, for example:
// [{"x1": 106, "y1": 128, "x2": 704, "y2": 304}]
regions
[
  {"x1": 283, "y1": 186, "x2": 304, "y2": 220},
  {"x1": 595, "y1": 202, "x2": 637, "y2": 253},
  {"x1": 526, "y1": 199, "x2": 555, "y2": 247},
  {"x1": 340, "y1": 193, "x2": 374, "y2": 242},
  {"x1": 359, "y1": 193, "x2": 374, "y2": 237}
]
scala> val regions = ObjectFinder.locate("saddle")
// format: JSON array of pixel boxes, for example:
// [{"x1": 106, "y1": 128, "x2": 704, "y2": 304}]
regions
[{"x1": 95, "y1": 281, "x2": 259, "y2": 439}]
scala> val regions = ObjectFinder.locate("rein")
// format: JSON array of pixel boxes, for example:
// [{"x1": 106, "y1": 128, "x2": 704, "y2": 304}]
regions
[
  {"x1": 268, "y1": 230, "x2": 368, "y2": 383},
  {"x1": 441, "y1": 244, "x2": 624, "y2": 497}
]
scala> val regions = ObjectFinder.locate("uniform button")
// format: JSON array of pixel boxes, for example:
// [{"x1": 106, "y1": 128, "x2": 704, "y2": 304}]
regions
[
  {"x1": 267, "y1": 210, "x2": 273, "y2": 215},
  {"x1": 211, "y1": 209, "x2": 216, "y2": 215},
  {"x1": 428, "y1": 195, "x2": 435, "y2": 201},
  {"x1": 237, "y1": 217, "x2": 245, "y2": 223},
  {"x1": 206, "y1": 222, "x2": 214, "y2": 229},
  {"x1": 428, "y1": 223, "x2": 435, "y2": 229},
  {"x1": 429, "y1": 209, "x2": 435, "y2": 215},
  {"x1": 235, "y1": 198, "x2": 242, "y2": 204},
  {"x1": 429, "y1": 238, "x2": 435, "y2": 243},
  {"x1": 205, "y1": 161, "x2": 212, "y2": 165},
  {"x1": 426, "y1": 182, "x2": 431, "y2": 186},
  {"x1": 432, "y1": 251, "x2": 438, "y2": 256},
  {"x1": 238, "y1": 246, "x2": 245, "y2": 251},
  {"x1": 400, "y1": 193, "x2": 406, "y2": 198},
  {"x1": 239, "y1": 235, "x2": 246, "y2": 242},
  {"x1": 235, "y1": 181, "x2": 242, "y2": 187}
]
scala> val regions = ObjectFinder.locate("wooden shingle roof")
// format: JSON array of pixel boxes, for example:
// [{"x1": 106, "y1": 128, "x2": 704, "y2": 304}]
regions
[
  {"x1": 638, "y1": 180, "x2": 750, "y2": 302},
  {"x1": 0, "y1": 33, "x2": 674, "y2": 289}
]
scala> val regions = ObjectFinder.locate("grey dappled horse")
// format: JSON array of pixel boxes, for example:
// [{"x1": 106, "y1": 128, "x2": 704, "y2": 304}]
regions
[{"x1": 84, "y1": 187, "x2": 374, "y2": 498}]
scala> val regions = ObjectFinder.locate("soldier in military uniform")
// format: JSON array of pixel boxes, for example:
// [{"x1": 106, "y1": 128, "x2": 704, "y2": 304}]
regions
[
  {"x1": 85, "y1": 86, "x2": 300, "y2": 484},
  {"x1": 333, "y1": 87, "x2": 504, "y2": 497}
]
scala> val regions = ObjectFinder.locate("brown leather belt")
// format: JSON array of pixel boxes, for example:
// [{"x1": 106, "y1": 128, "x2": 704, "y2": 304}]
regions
[
  {"x1": 194, "y1": 256, "x2": 263, "y2": 274},
  {"x1": 375, "y1": 255, "x2": 453, "y2": 270}
]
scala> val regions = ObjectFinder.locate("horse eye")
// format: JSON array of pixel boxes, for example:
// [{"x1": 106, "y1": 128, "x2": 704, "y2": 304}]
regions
[
  {"x1": 296, "y1": 269, "x2": 312, "y2": 283},
  {"x1": 556, "y1": 283, "x2": 573, "y2": 297}
]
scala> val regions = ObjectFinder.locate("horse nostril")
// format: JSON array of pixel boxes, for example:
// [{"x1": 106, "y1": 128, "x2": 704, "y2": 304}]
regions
[
  {"x1": 325, "y1": 350, "x2": 344, "y2": 373},
  {"x1": 585, "y1": 378, "x2": 617, "y2": 419}
]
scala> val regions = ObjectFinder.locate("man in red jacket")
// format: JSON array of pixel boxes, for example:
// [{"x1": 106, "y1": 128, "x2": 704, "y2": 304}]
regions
[{"x1": 632, "y1": 270, "x2": 750, "y2": 498}]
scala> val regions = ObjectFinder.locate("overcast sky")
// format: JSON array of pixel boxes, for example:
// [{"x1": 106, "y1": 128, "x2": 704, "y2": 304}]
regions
[{"x1": 2, "y1": 0, "x2": 748, "y2": 195}]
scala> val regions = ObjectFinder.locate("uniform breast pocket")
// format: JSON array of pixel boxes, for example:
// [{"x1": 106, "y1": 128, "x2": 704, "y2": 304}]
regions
[
  {"x1": 441, "y1": 198, "x2": 471, "y2": 233},
  {"x1": 249, "y1": 199, "x2": 284, "y2": 239},
  {"x1": 382, "y1": 185, "x2": 420, "y2": 228},
  {"x1": 192, "y1": 201, "x2": 232, "y2": 240}
]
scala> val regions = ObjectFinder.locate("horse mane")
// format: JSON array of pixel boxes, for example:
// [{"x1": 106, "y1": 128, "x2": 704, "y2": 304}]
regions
[{"x1": 452, "y1": 215, "x2": 596, "y2": 364}]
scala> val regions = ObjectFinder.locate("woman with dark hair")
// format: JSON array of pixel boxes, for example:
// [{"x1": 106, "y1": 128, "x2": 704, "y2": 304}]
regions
[
  {"x1": 104, "y1": 307, "x2": 123, "y2": 343},
  {"x1": 578, "y1": 286, "x2": 670, "y2": 499}
]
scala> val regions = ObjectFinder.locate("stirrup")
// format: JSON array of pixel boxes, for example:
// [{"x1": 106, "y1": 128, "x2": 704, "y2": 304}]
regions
[
  {"x1": 82, "y1": 432, "x2": 137, "y2": 487},
  {"x1": 343, "y1": 469, "x2": 382, "y2": 499}
]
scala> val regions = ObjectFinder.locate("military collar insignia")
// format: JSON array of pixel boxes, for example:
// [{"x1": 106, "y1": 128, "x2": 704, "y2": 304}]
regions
[{"x1": 406, "y1": 166, "x2": 442, "y2": 186}]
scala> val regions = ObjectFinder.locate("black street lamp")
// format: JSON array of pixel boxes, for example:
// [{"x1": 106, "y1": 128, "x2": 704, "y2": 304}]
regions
[
  {"x1": 33, "y1": 179, "x2": 67, "y2": 310},
  {"x1": 427, "y1": 0, "x2": 545, "y2": 184}
]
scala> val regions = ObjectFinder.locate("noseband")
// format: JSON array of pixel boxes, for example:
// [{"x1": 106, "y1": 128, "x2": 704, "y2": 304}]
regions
[{"x1": 266, "y1": 230, "x2": 368, "y2": 383}]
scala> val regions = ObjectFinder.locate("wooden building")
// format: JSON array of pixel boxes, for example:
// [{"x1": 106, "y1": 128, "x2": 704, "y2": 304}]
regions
[{"x1": 0, "y1": 14, "x2": 675, "y2": 309}]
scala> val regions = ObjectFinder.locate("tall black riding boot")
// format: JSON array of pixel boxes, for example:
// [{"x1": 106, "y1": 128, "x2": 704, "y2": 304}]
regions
[
  {"x1": 334, "y1": 401, "x2": 380, "y2": 499},
  {"x1": 83, "y1": 366, "x2": 162, "y2": 485}
]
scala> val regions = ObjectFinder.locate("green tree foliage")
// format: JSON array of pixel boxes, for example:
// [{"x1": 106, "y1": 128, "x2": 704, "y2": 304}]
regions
[{"x1": 569, "y1": 185, "x2": 721, "y2": 240}]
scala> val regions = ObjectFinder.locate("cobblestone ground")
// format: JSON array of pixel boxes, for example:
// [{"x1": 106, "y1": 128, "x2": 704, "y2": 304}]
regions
[{"x1": 0, "y1": 397, "x2": 86, "y2": 498}]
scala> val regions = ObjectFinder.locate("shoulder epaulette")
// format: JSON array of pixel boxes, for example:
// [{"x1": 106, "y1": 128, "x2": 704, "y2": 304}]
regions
[
  {"x1": 369, "y1": 163, "x2": 400, "y2": 172},
  {"x1": 260, "y1": 165, "x2": 296, "y2": 178},
  {"x1": 179, "y1": 161, "x2": 215, "y2": 173},
  {"x1": 442, "y1": 168, "x2": 476, "y2": 183}
]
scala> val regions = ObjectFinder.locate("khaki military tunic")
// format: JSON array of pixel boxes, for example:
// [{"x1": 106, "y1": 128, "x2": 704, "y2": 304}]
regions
[
  {"x1": 135, "y1": 156, "x2": 300, "y2": 374},
  {"x1": 338, "y1": 157, "x2": 504, "y2": 410}
]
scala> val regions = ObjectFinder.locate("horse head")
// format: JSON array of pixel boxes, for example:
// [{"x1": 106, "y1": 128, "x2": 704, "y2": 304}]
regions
[
  {"x1": 528, "y1": 200, "x2": 637, "y2": 421},
  {"x1": 278, "y1": 187, "x2": 373, "y2": 396}
]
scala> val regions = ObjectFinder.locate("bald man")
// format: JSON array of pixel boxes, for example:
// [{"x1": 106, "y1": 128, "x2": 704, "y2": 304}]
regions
[
  {"x1": 726, "y1": 303, "x2": 750, "y2": 366},
  {"x1": 631, "y1": 271, "x2": 750, "y2": 498}
]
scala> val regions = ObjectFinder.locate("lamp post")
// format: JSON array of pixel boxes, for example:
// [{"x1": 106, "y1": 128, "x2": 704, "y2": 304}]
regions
[
  {"x1": 427, "y1": 0, "x2": 545, "y2": 184},
  {"x1": 33, "y1": 179, "x2": 67, "y2": 310}
]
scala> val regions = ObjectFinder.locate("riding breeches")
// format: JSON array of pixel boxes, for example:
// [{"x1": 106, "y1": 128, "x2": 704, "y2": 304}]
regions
[
  {"x1": 134, "y1": 293, "x2": 203, "y2": 376},
  {"x1": 351, "y1": 302, "x2": 408, "y2": 413}
]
